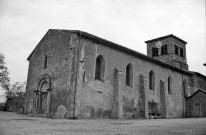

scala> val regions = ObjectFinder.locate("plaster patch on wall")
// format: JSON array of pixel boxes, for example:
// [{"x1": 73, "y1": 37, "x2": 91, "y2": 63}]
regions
[
  {"x1": 95, "y1": 44, "x2": 98, "y2": 57},
  {"x1": 80, "y1": 43, "x2": 85, "y2": 61},
  {"x1": 69, "y1": 34, "x2": 78, "y2": 50},
  {"x1": 79, "y1": 43, "x2": 86, "y2": 82},
  {"x1": 87, "y1": 80, "x2": 112, "y2": 94},
  {"x1": 75, "y1": 79, "x2": 113, "y2": 118}
]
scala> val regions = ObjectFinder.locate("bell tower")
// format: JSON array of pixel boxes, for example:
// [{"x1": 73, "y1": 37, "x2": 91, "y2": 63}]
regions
[{"x1": 145, "y1": 34, "x2": 188, "y2": 70}]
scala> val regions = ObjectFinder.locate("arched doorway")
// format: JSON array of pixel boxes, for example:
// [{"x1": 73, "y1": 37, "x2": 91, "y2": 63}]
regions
[{"x1": 35, "y1": 76, "x2": 51, "y2": 115}]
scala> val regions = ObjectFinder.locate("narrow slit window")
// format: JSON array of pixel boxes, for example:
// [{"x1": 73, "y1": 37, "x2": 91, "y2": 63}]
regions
[
  {"x1": 44, "y1": 55, "x2": 47, "y2": 68},
  {"x1": 168, "y1": 76, "x2": 172, "y2": 95},
  {"x1": 83, "y1": 71, "x2": 86, "y2": 82}
]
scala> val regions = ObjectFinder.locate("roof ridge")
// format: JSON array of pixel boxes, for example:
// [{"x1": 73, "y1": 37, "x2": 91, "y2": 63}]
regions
[
  {"x1": 28, "y1": 29, "x2": 192, "y2": 75},
  {"x1": 186, "y1": 89, "x2": 206, "y2": 98},
  {"x1": 145, "y1": 34, "x2": 187, "y2": 44}
]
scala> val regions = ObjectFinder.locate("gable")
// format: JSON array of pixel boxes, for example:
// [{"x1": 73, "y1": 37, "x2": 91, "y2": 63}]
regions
[
  {"x1": 186, "y1": 89, "x2": 206, "y2": 99},
  {"x1": 27, "y1": 29, "x2": 71, "y2": 61}
]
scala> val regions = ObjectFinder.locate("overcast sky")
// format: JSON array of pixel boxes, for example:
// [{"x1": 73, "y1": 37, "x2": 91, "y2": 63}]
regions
[{"x1": 0, "y1": 0, "x2": 205, "y2": 102}]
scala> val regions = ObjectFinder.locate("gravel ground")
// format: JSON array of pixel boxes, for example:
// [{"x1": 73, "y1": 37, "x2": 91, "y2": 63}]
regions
[{"x1": 0, "y1": 111, "x2": 206, "y2": 135}]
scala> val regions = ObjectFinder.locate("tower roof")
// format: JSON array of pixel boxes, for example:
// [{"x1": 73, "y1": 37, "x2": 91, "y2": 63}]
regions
[{"x1": 145, "y1": 34, "x2": 187, "y2": 44}]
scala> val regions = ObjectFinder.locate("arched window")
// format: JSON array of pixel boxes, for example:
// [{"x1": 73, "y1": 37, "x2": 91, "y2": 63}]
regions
[
  {"x1": 168, "y1": 76, "x2": 172, "y2": 95},
  {"x1": 126, "y1": 63, "x2": 133, "y2": 86},
  {"x1": 149, "y1": 70, "x2": 155, "y2": 90},
  {"x1": 95, "y1": 55, "x2": 105, "y2": 81}
]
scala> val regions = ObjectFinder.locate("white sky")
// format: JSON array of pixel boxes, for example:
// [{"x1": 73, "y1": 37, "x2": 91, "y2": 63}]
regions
[{"x1": 0, "y1": 0, "x2": 205, "y2": 102}]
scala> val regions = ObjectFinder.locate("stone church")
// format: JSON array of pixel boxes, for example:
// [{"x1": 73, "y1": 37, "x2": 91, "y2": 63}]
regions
[{"x1": 24, "y1": 29, "x2": 206, "y2": 119}]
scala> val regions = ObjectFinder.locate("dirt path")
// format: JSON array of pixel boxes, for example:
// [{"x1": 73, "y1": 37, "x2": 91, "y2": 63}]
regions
[{"x1": 0, "y1": 111, "x2": 206, "y2": 135}]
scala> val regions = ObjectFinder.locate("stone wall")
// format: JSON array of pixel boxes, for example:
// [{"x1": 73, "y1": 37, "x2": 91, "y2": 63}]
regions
[
  {"x1": 25, "y1": 30, "x2": 79, "y2": 118},
  {"x1": 185, "y1": 90, "x2": 206, "y2": 117},
  {"x1": 6, "y1": 97, "x2": 25, "y2": 113},
  {"x1": 193, "y1": 74, "x2": 206, "y2": 91}
]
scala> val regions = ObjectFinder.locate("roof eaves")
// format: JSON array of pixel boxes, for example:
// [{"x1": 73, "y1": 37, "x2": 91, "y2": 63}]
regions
[
  {"x1": 27, "y1": 29, "x2": 191, "y2": 75},
  {"x1": 70, "y1": 30, "x2": 191, "y2": 75},
  {"x1": 145, "y1": 34, "x2": 187, "y2": 44},
  {"x1": 185, "y1": 89, "x2": 206, "y2": 98},
  {"x1": 27, "y1": 29, "x2": 51, "y2": 61},
  {"x1": 189, "y1": 71, "x2": 206, "y2": 79}
]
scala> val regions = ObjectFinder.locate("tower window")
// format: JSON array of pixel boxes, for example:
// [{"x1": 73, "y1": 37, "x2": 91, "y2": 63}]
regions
[
  {"x1": 164, "y1": 44, "x2": 168, "y2": 54},
  {"x1": 161, "y1": 44, "x2": 168, "y2": 55},
  {"x1": 126, "y1": 63, "x2": 133, "y2": 87},
  {"x1": 180, "y1": 47, "x2": 184, "y2": 57},
  {"x1": 149, "y1": 70, "x2": 155, "y2": 90},
  {"x1": 175, "y1": 45, "x2": 179, "y2": 55},
  {"x1": 95, "y1": 55, "x2": 105, "y2": 81},
  {"x1": 168, "y1": 76, "x2": 172, "y2": 95},
  {"x1": 152, "y1": 47, "x2": 158, "y2": 57},
  {"x1": 44, "y1": 55, "x2": 47, "y2": 68}
]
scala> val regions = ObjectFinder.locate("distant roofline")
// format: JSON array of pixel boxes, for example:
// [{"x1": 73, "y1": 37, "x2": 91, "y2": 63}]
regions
[
  {"x1": 145, "y1": 34, "x2": 187, "y2": 44},
  {"x1": 28, "y1": 29, "x2": 192, "y2": 75},
  {"x1": 189, "y1": 71, "x2": 206, "y2": 79},
  {"x1": 185, "y1": 89, "x2": 206, "y2": 98}
]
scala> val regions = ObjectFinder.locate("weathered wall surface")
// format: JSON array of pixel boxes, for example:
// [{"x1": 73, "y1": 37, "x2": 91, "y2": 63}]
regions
[
  {"x1": 75, "y1": 36, "x2": 189, "y2": 119},
  {"x1": 193, "y1": 75, "x2": 206, "y2": 91},
  {"x1": 186, "y1": 74, "x2": 206, "y2": 97},
  {"x1": 25, "y1": 30, "x2": 204, "y2": 119},
  {"x1": 185, "y1": 90, "x2": 206, "y2": 117},
  {"x1": 25, "y1": 30, "x2": 79, "y2": 118}
]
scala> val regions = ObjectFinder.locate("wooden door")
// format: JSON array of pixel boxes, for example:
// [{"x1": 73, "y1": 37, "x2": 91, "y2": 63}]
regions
[
  {"x1": 40, "y1": 92, "x2": 47, "y2": 114},
  {"x1": 195, "y1": 103, "x2": 201, "y2": 117}
]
